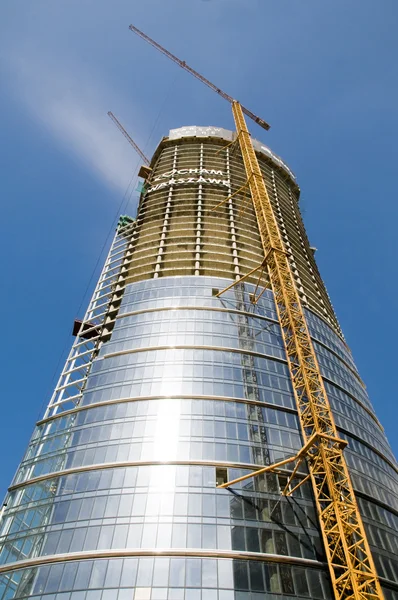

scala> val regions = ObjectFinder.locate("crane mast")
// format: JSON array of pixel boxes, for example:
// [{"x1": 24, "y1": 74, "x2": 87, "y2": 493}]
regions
[
  {"x1": 128, "y1": 24, "x2": 384, "y2": 600},
  {"x1": 230, "y1": 101, "x2": 383, "y2": 600}
]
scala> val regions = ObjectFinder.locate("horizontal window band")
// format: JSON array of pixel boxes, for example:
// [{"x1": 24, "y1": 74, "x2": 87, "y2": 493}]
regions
[
  {"x1": 116, "y1": 304, "x2": 362, "y2": 385},
  {"x1": 303, "y1": 305, "x2": 344, "y2": 343},
  {"x1": 23, "y1": 417, "x2": 398, "y2": 495},
  {"x1": 0, "y1": 548, "x2": 326, "y2": 576},
  {"x1": 355, "y1": 489, "x2": 398, "y2": 519},
  {"x1": 117, "y1": 305, "x2": 280, "y2": 327},
  {"x1": 322, "y1": 377, "x2": 382, "y2": 431},
  {"x1": 310, "y1": 340, "x2": 364, "y2": 389},
  {"x1": 37, "y1": 394, "x2": 298, "y2": 427},
  {"x1": 45, "y1": 365, "x2": 384, "y2": 458},
  {"x1": 104, "y1": 344, "x2": 286, "y2": 365},
  {"x1": 380, "y1": 576, "x2": 398, "y2": 592},
  {"x1": 338, "y1": 427, "x2": 398, "y2": 475},
  {"x1": 36, "y1": 397, "x2": 396, "y2": 478},
  {"x1": 100, "y1": 343, "x2": 381, "y2": 429},
  {"x1": 8, "y1": 458, "x2": 305, "y2": 493}
]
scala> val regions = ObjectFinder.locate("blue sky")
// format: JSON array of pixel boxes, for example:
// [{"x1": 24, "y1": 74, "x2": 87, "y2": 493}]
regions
[{"x1": 0, "y1": 0, "x2": 397, "y2": 496}]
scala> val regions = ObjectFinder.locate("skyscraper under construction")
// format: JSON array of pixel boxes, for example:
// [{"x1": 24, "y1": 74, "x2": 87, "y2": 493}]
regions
[{"x1": 0, "y1": 125, "x2": 397, "y2": 600}]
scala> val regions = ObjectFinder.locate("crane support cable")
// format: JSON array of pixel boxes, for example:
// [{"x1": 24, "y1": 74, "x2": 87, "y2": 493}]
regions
[
  {"x1": 231, "y1": 101, "x2": 383, "y2": 600},
  {"x1": 108, "y1": 111, "x2": 150, "y2": 165},
  {"x1": 128, "y1": 24, "x2": 270, "y2": 132}
]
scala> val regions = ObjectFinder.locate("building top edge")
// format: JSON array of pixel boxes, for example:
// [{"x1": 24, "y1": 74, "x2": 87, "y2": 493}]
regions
[{"x1": 168, "y1": 126, "x2": 297, "y2": 183}]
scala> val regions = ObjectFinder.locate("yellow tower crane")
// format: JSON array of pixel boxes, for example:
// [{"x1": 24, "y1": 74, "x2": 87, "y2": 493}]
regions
[
  {"x1": 128, "y1": 24, "x2": 384, "y2": 600},
  {"x1": 108, "y1": 110, "x2": 152, "y2": 179}
]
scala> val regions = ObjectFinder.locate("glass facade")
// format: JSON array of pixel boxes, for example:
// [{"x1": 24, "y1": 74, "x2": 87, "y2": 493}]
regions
[{"x1": 0, "y1": 129, "x2": 397, "y2": 600}]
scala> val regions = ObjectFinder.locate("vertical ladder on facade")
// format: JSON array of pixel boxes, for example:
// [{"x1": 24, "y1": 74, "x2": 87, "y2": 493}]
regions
[
  {"x1": 44, "y1": 217, "x2": 137, "y2": 419},
  {"x1": 128, "y1": 24, "x2": 384, "y2": 600}
]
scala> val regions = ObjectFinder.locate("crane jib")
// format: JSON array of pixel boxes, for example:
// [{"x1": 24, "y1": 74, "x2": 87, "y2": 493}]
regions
[{"x1": 129, "y1": 24, "x2": 271, "y2": 132}]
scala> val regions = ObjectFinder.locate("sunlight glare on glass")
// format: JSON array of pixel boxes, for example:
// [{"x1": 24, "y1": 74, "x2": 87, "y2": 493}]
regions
[{"x1": 154, "y1": 398, "x2": 181, "y2": 462}]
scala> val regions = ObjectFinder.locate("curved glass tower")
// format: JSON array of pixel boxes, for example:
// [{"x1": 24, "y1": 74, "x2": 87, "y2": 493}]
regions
[{"x1": 0, "y1": 127, "x2": 397, "y2": 600}]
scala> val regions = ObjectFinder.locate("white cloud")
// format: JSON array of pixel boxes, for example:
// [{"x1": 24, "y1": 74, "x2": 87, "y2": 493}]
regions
[{"x1": 4, "y1": 52, "x2": 140, "y2": 192}]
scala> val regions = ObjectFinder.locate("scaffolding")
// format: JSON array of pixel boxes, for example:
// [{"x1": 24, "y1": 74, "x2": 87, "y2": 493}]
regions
[{"x1": 44, "y1": 217, "x2": 137, "y2": 419}]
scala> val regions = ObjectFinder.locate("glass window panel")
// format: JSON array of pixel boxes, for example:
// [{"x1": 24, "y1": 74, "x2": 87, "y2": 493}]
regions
[
  {"x1": 171, "y1": 524, "x2": 186, "y2": 548},
  {"x1": 270, "y1": 499, "x2": 282, "y2": 522},
  {"x1": 74, "y1": 561, "x2": 93, "y2": 590},
  {"x1": 233, "y1": 561, "x2": 249, "y2": 591},
  {"x1": 231, "y1": 525, "x2": 246, "y2": 552},
  {"x1": 203, "y1": 494, "x2": 216, "y2": 517},
  {"x1": 153, "y1": 557, "x2": 170, "y2": 587},
  {"x1": 202, "y1": 524, "x2": 217, "y2": 549},
  {"x1": 275, "y1": 532, "x2": 287, "y2": 555},
  {"x1": 282, "y1": 501, "x2": 296, "y2": 525},
  {"x1": 43, "y1": 532, "x2": 60, "y2": 556},
  {"x1": 287, "y1": 532, "x2": 301, "y2": 558},
  {"x1": 218, "y1": 559, "x2": 233, "y2": 589},
  {"x1": 141, "y1": 523, "x2": 157, "y2": 547},
  {"x1": 59, "y1": 563, "x2": 78, "y2": 592},
  {"x1": 230, "y1": 496, "x2": 243, "y2": 520},
  {"x1": 188, "y1": 494, "x2": 202, "y2": 516},
  {"x1": 105, "y1": 495, "x2": 120, "y2": 518},
  {"x1": 89, "y1": 561, "x2": 108, "y2": 589},
  {"x1": 293, "y1": 567, "x2": 310, "y2": 596},
  {"x1": 249, "y1": 562, "x2": 264, "y2": 592},
  {"x1": 169, "y1": 558, "x2": 185, "y2": 587},
  {"x1": 320, "y1": 571, "x2": 333, "y2": 599},
  {"x1": 202, "y1": 559, "x2": 217, "y2": 588},
  {"x1": 259, "y1": 530, "x2": 273, "y2": 554},
  {"x1": 174, "y1": 494, "x2": 188, "y2": 516},
  {"x1": 57, "y1": 529, "x2": 74, "y2": 554},
  {"x1": 45, "y1": 564, "x2": 65, "y2": 593},
  {"x1": 217, "y1": 525, "x2": 231, "y2": 549},
  {"x1": 84, "y1": 526, "x2": 100, "y2": 551},
  {"x1": 246, "y1": 528, "x2": 260, "y2": 552},
  {"x1": 243, "y1": 498, "x2": 257, "y2": 521},
  {"x1": 120, "y1": 558, "x2": 138, "y2": 587},
  {"x1": 52, "y1": 501, "x2": 70, "y2": 524},
  {"x1": 31, "y1": 565, "x2": 49, "y2": 595},
  {"x1": 78, "y1": 497, "x2": 94, "y2": 520},
  {"x1": 127, "y1": 524, "x2": 143, "y2": 547},
  {"x1": 69, "y1": 528, "x2": 86, "y2": 553},
  {"x1": 104, "y1": 560, "x2": 123, "y2": 588},
  {"x1": 216, "y1": 490, "x2": 230, "y2": 517},
  {"x1": 280, "y1": 566, "x2": 295, "y2": 594},
  {"x1": 136, "y1": 558, "x2": 154, "y2": 587},
  {"x1": 98, "y1": 525, "x2": 114, "y2": 549},
  {"x1": 307, "y1": 570, "x2": 323, "y2": 599},
  {"x1": 112, "y1": 525, "x2": 129, "y2": 549},
  {"x1": 268, "y1": 565, "x2": 281, "y2": 593},
  {"x1": 156, "y1": 524, "x2": 172, "y2": 547},
  {"x1": 186, "y1": 558, "x2": 201, "y2": 587},
  {"x1": 101, "y1": 590, "x2": 118, "y2": 600},
  {"x1": 91, "y1": 497, "x2": 107, "y2": 519},
  {"x1": 300, "y1": 535, "x2": 316, "y2": 559},
  {"x1": 187, "y1": 524, "x2": 201, "y2": 548}
]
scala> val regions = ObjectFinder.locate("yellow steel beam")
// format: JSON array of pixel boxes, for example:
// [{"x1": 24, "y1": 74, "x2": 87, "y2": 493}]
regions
[
  {"x1": 229, "y1": 101, "x2": 384, "y2": 600},
  {"x1": 217, "y1": 432, "x2": 346, "y2": 489},
  {"x1": 209, "y1": 180, "x2": 250, "y2": 213}
]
